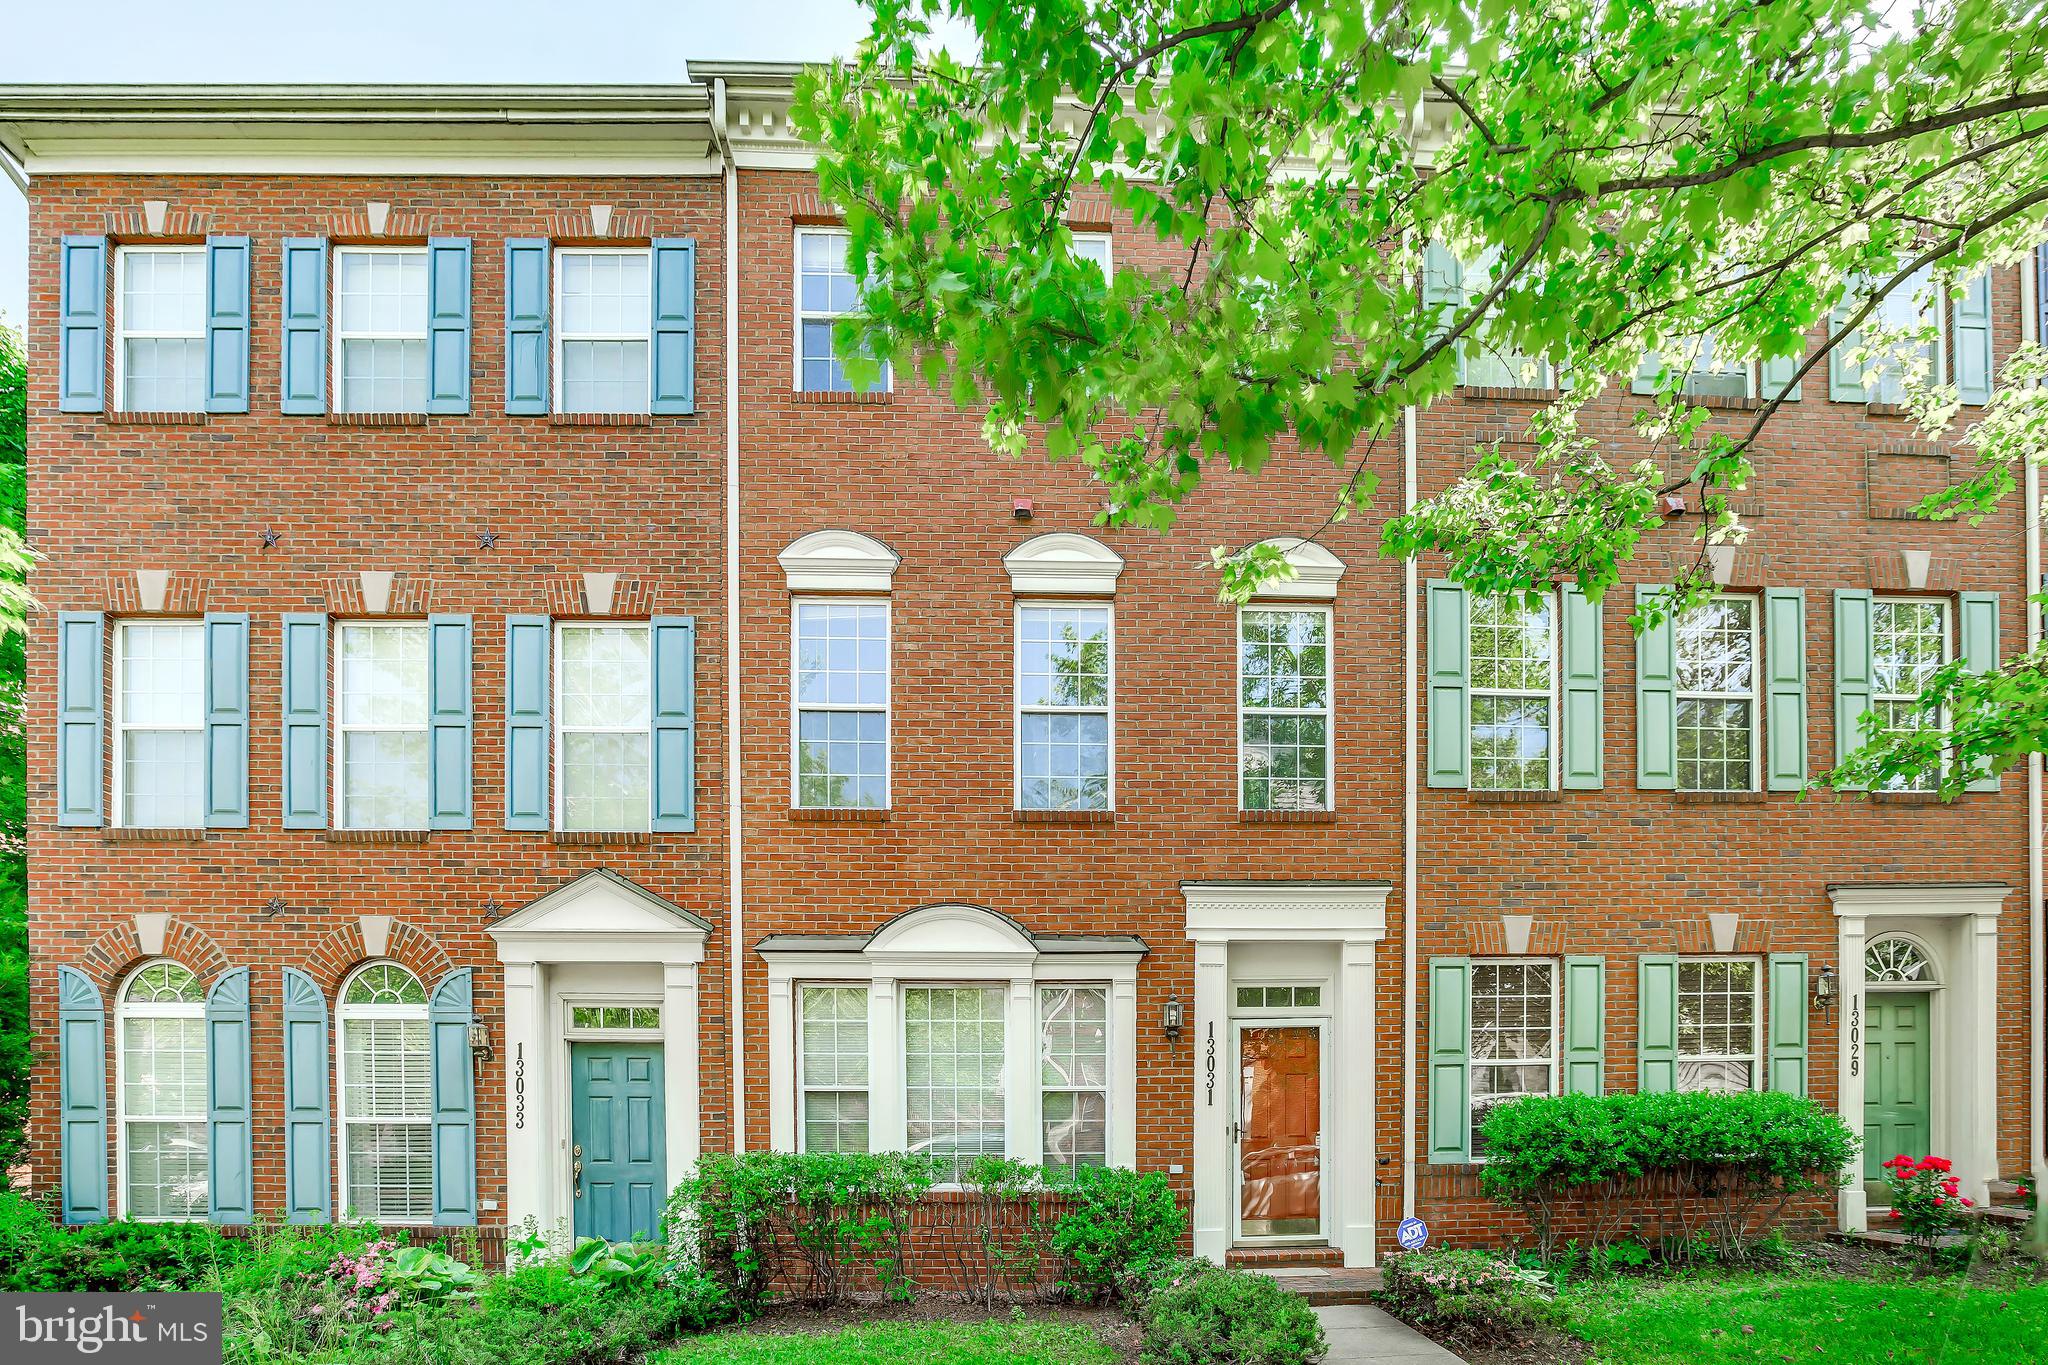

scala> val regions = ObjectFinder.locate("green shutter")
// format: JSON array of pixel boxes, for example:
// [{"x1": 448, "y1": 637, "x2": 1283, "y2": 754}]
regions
[
  {"x1": 1960, "y1": 591, "x2": 2001, "y2": 791},
  {"x1": 281, "y1": 968, "x2": 332, "y2": 1223},
  {"x1": 1632, "y1": 351, "x2": 1664, "y2": 396},
  {"x1": 1637, "y1": 955, "x2": 1679, "y2": 1093},
  {"x1": 430, "y1": 970, "x2": 478, "y2": 1226},
  {"x1": 1562, "y1": 955, "x2": 1606, "y2": 1096},
  {"x1": 203, "y1": 613, "x2": 249, "y2": 828},
  {"x1": 1763, "y1": 588, "x2": 1809, "y2": 791},
  {"x1": 505, "y1": 616, "x2": 551, "y2": 831},
  {"x1": 427, "y1": 238, "x2": 473, "y2": 415},
  {"x1": 1427, "y1": 958, "x2": 1472, "y2": 1164},
  {"x1": 1833, "y1": 589, "x2": 1875, "y2": 786},
  {"x1": 57, "y1": 966, "x2": 107, "y2": 1224},
  {"x1": 204, "y1": 235, "x2": 251, "y2": 414},
  {"x1": 1422, "y1": 242, "x2": 1466, "y2": 384},
  {"x1": 281, "y1": 615, "x2": 329, "y2": 829},
  {"x1": 650, "y1": 237, "x2": 697, "y2": 415},
  {"x1": 1829, "y1": 294, "x2": 1867, "y2": 402},
  {"x1": 1954, "y1": 273, "x2": 1993, "y2": 406},
  {"x1": 280, "y1": 238, "x2": 328, "y2": 415},
  {"x1": 1634, "y1": 585, "x2": 1677, "y2": 789},
  {"x1": 59, "y1": 235, "x2": 107, "y2": 413},
  {"x1": 1561, "y1": 584, "x2": 1604, "y2": 789},
  {"x1": 427, "y1": 616, "x2": 473, "y2": 830},
  {"x1": 504, "y1": 239, "x2": 550, "y2": 415},
  {"x1": 650, "y1": 616, "x2": 697, "y2": 832},
  {"x1": 1767, "y1": 953, "x2": 1809, "y2": 1096},
  {"x1": 1426, "y1": 580, "x2": 1471, "y2": 788},
  {"x1": 56, "y1": 611, "x2": 105, "y2": 828},
  {"x1": 205, "y1": 966, "x2": 254, "y2": 1224}
]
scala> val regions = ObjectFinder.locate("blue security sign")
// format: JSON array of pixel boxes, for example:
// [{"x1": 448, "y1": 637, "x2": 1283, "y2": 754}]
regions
[{"x1": 1396, "y1": 1217, "x2": 1430, "y2": 1252}]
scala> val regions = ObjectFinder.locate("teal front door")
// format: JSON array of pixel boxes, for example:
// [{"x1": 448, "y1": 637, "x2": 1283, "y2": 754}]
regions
[
  {"x1": 571, "y1": 1042, "x2": 666, "y2": 1242},
  {"x1": 1863, "y1": 993, "x2": 1933, "y2": 1180}
]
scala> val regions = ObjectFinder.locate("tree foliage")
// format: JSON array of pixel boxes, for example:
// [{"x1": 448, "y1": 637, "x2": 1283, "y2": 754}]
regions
[{"x1": 0, "y1": 323, "x2": 24, "y2": 1165}]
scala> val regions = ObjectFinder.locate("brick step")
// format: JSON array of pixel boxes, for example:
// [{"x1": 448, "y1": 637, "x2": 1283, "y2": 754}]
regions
[
  {"x1": 1246, "y1": 1265, "x2": 1384, "y2": 1306},
  {"x1": 1227, "y1": 1244, "x2": 1344, "y2": 1268},
  {"x1": 1989, "y1": 1179, "x2": 2035, "y2": 1208}
]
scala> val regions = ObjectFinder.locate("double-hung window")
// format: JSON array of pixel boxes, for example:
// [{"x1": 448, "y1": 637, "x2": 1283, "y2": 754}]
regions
[
  {"x1": 904, "y1": 985, "x2": 1007, "y2": 1183},
  {"x1": 1872, "y1": 597, "x2": 1949, "y2": 793},
  {"x1": 116, "y1": 246, "x2": 206, "y2": 412},
  {"x1": 556, "y1": 248, "x2": 652, "y2": 414},
  {"x1": 1040, "y1": 985, "x2": 1110, "y2": 1175},
  {"x1": 1669, "y1": 331, "x2": 1753, "y2": 401},
  {"x1": 793, "y1": 600, "x2": 889, "y2": 809},
  {"x1": 1675, "y1": 596, "x2": 1759, "y2": 792},
  {"x1": 334, "y1": 247, "x2": 429, "y2": 413},
  {"x1": 1469, "y1": 595, "x2": 1556, "y2": 791},
  {"x1": 114, "y1": 621, "x2": 206, "y2": 828},
  {"x1": 1016, "y1": 604, "x2": 1114, "y2": 811},
  {"x1": 117, "y1": 961, "x2": 208, "y2": 1220},
  {"x1": 1071, "y1": 232, "x2": 1113, "y2": 276},
  {"x1": 1427, "y1": 246, "x2": 1553, "y2": 390},
  {"x1": 1836, "y1": 267, "x2": 1935, "y2": 404},
  {"x1": 1239, "y1": 606, "x2": 1333, "y2": 811},
  {"x1": 335, "y1": 622, "x2": 431, "y2": 830},
  {"x1": 1468, "y1": 961, "x2": 1557, "y2": 1155},
  {"x1": 556, "y1": 622, "x2": 653, "y2": 831},
  {"x1": 795, "y1": 228, "x2": 889, "y2": 394},
  {"x1": 1675, "y1": 959, "x2": 1760, "y2": 1093},
  {"x1": 797, "y1": 985, "x2": 870, "y2": 1153},
  {"x1": 337, "y1": 963, "x2": 433, "y2": 1222}
]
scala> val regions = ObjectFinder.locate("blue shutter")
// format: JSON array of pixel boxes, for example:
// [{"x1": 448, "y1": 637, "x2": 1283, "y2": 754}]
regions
[
  {"x1": 1425, "y1": 580, "x2": 1471, "y2": 787},
  {"x1": 203, "y1": 613, "x2": 249, "y2": 828},
  {"x1": 505, "y1": 616, "x2": 551, "y2": 831},
  {"x1": 1763, "y1": 588, "x2": 1809, "y2": 791},
  {"x1": 1427, "y1": 958, "x2": 1472, "y2": 1164},
  {"x1": 1560, "y1": 584, "x2": 1604, "y2": 789},
  {"x1": 428, "y1": 616, "x2": 473, "y2": 830},
  {"x1": 429, "y1": 970, "x2": 478, "y2": 1226},
  {"x1": 1562, "y1": 955, "x2": 1606, "y2": 1096},
  {"x1": 1833, "y1": 589, "x2": 1875, "y2": 787},
  {"x1": 205, "y1": 235, "x2": 252, "y2": 414},
  {"x1": 1960, "y1": 592, "x2": 2001, "y2": 792},
  {"x1": 427, "y1": 237, "x2": 473, "y2": 415},
  {"x1": 281, "y1": 968, "x2": 332, "y2": 1223},
  {"x1": 1954, "y1": 273, "x2": 1993, "y2": 406},
  {"x1": 504, "y1": 239, "x2": 550, "y2": 415},
  {"x1": 59, "y1": 235, "x2": 107, "y2": 413},
  {"x1": 1635, "y1": 585, "x2": 1677, "y2": 789},
  {"x1": 651, "y1": 616, "x2": 697, "y2": 832},
  {"x1": 1637, "y1": 955, "x2": 1679, "y2": 1094},
  {"x1": 650, "y1": 237, "x2": 697, "y2": 415},
  {"x1": 1767, "y1": 954, "x2": 1810, "y2": 1096},
  {"x1": 57, "y1": 966, "x2": 108, "y2": 1224},
  {"x1": 281, "y1": 614, "x2": 329, "y2": 829},
  {"x1": 206, "y1": 966, "x2": 254, "y2": 1224},
  {"x1": 280, "y1": 238, "x2": 328, "y2": 415},
  {"x1": 57, "y1": 611, "x2": 105, "y2": 828}
]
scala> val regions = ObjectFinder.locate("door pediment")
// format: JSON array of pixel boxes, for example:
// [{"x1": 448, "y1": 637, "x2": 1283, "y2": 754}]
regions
[{"x1": 489, "y1": 869, "x2": 711, "y2": 965}]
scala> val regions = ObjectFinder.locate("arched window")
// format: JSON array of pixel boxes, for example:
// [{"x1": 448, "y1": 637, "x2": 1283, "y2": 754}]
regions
[
  {"x1": 1865, "y1": 936, "x2": 1937, "y2": 984},
  {"x1": 117, "y1": 961, "x2": 207, "y2": 1220},
  {"x1": 338, "y1": 963, "x2": 432, "y2": 1222}
]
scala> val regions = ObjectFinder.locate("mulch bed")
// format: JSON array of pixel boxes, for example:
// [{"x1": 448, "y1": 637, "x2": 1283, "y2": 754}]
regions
[{"x1": 695, "y1": 1300, "x2": 1141, "y2": 1362}]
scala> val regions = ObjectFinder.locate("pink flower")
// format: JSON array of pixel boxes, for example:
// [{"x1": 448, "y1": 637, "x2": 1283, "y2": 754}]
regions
[
  {"x1": 1888, "y1": 1210, "x2": 1903, "y2": 1219},
  {"x1": 1962, "y1": 1198, "x2": 1974, "y2": 1208}
]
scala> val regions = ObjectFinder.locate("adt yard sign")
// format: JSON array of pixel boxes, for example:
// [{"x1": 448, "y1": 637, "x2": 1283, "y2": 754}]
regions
[{"x1": 1396, "y1": 1217, "x2": 1429, "y2": 1251}]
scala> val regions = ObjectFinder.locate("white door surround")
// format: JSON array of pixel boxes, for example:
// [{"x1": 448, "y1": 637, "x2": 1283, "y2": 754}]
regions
[
  {"x1": 488, "y1": 868, "x2": 711, "y2": 1240},
  {"x1": 1829, "y1": 881, "x2": 2005, "y2": 1231},
  {"x1": 1184, "y1": 880, "x2": 1390, "y2": 1269}
]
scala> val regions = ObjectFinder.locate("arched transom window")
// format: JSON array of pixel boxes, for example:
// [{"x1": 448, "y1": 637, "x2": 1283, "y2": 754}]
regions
[
  {"x1": 1865, "y1": 936, "x2": 1936, "y2": 984},
  {"x1": 117, "y1": 961, "x2": 207, "y2": 1220},
  {"x1": 338, "y1": 963, "x2": 433, "y2": 1221}
]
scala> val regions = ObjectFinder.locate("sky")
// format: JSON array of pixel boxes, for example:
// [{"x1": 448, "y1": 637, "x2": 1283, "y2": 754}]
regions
[{"x1": 0, "y1": 0, "x2": 893, "y2": 328}]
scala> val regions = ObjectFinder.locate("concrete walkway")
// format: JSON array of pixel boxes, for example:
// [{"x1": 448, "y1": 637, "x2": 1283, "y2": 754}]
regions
[{"x1": 1315, "y1": 1304, "x2": 1466, "y2": 1362}]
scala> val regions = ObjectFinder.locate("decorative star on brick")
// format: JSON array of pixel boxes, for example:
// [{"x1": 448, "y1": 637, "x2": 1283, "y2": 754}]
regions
[
  {"x1": 261, "y1": 896, "x2": 287, "y2": 919},
  {"x1": 477, "y1": 530, "x2": 500, "y2": 549},
  {"x1": 260, "y1": 529, "x2": 281, "y2": 548}
]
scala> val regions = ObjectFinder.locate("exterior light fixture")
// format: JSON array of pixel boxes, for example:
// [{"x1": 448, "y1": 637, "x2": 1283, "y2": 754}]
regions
[
  {"x1": 468, "y1": 1018, "x2": 495, "y2": 1063},
  {"x1": 1162, "y1": 996, "x2": 1185, "y2": 1044},
  {"x1": 1813, "y1": 965, "x2": 1837, "y2": 1019}
]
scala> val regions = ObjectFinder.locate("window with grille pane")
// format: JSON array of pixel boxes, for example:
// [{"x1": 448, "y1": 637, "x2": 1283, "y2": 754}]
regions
[
  {"x1": 118, "y1": 961, "x2": 208, "y2": 1220},
  {"x1": 1468, "y1": 961, "x2": 1556, "y2": 1155},
  {"x1": 339, "y1": 964, "x2": 432, "y2": 1222},
  {"x1": 336, "y1": 623, "x2": 430, "y2": 830},
  {"x1": 1240, "y1": 607, "x2": 1332, "y2": 811},
  {"x1": 556, "y1": 623, "x2": 652, "y2": 831},
  {"x1": 793, "y1": 600, "x2": 889, "y2": 809},
  {"x1": 1670, "y1": 331, "x2": 1754, "y2": 401},
  {"x1": 795, "y1": 229, "x2": 890, "y2": 394},
  {"x1": 335, "y1": 248, "x2": 429, "y2": 413},
  {"x1": 1873, "y1": 598, "x2": 1948, "y2": 793},
  {"x1": 1861, "y1": 267, "x2": 1935, "y2": 404},
  {"x1": 904, "y1": 986, "x2": 1006, "y2": 1183},
  {"x1": 1040, "y1": 986, "x2": 1109, "y2": 1175},
  {"x1": 556, "y1": 248, "x2": 651, "y2": 414},
  {"x1": 1445, "y1": 247, "x2": 1553, "y2": 390},
  {"x1": 1017, "y1": 604, "x2": 1113, "y2": 810},
  {"x1": 1675, "y1": 597, "x2": 1758, "y2": 792},
  {"x1": 1469, "y1": 595, "x2": 1556, "y2": 791},
  {"x1": 116, "y1": 622, "x2": 205, "y2": 828},
  {"x1": 117, "y1": 246, "x2": 207, "y2": 412},
  {"x1": 1676, "y1": 959, "x2": 1759, "y2": 1093},
  {"x1": 798, "y1": 985, "x2": 870, "y2": 1153},
  {"x1": 1071, "y1": 233, "x2": 1113, "y2": 277}
]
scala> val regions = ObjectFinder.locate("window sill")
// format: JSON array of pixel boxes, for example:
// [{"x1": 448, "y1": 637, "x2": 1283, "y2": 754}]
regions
[
  {"x1": 1458, "y1": 385, "x2": 1560, "y2": 403},
  {"x1": 1468, "y1": 789, "x2": 1562, "y2": 804},
  {"x1": 103, "y1": 826, "x2": 208, "y2": 843},
  {"x1": 106, "y1": 410, "x2": 206, "y2": 426},
  {"x1": 1869, "y1": 791, "x2": 1947, "y2": 806},
  {"x1": 1238, "y1": 809, "x2": 1338, "y2": 824},
  {"x1": 1671, "y1": 790, "x2": 1768, "y2": 804},
  {"x1": 793, "y1": 389, "x2": 892, "y2": 406},
  {"x1": 328, "y1": 411, "x2": 428, "y2": 427},
  {"x1": 788, "y1": 807, "x2": 889, "y2": 824},
  {"x1": 1014, "y1": 809, "x2": 1115, "y2": 825},
  {"x1": 1865, "y1": 402, "x2": 1913, "y2": 418},
  {"x1": 548, "y1": 412, "x2": 653, "y2": 427},
  {"x1": 553, "y1": 829, "x2": 653, "y2": 845},
  {"x1": 1684, "y1": 392, "x2": 1764, "y2": 412},
  {"x1": 325, "y1": 828, "x2": 430, "y2": 844}
]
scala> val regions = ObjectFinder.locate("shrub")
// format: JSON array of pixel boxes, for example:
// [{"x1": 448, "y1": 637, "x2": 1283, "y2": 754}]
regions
[
  {"x1": 1050, "y1": 1164, "x2": 1186, "y2": 1304},
  {"x1": 0, "y1": 1190, "x2": 254, "y2": 1292},
  {"x1": 1138, "y1": 1259, "x2": 1326, "y2": 1365},
  {"x1": 1879, "y1": 1153, "x2": 1974, "y2": 1256},
  {"x1": 1376, "y1": 1248, "x2": 1549, "y2": 1348}
]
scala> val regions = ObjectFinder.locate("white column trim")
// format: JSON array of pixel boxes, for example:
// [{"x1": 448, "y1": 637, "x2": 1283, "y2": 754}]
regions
[
  {"x1": 501, "y1": 961, "x2": 548, "y2": 1248},
  {"x1": 1835, "y1": 912, "x2": 1869, "y2": 1232},
  {"x1": 1111, "y1": 974, "x2": 1139, "y2": 1169},
  {"x1": 664, "y1": 962, "x2": 702, "y2": 1176},
  {"x1": 870, "y1": 975, "x2": 905, "y2": 1152},
  {"x1": 766, "y1": 974, "x2": 795, "y2": 1151},
  {"x1": 1190, "y1": 940, "x2": 1231, "y2": 1265},
  {"x1": 1007, "y1": 976, "x2": 1040, "y2": 1164},
  {"x1": 1338, "y1": 938, "x2": 1378, "y2": 1267}
]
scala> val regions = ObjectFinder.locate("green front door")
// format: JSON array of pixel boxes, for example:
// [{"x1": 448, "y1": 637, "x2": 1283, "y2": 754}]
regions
[
  {"x1": 571, "y1": 1042, "x2": 666, "y2": 1242},
  {"x1": 1862, "y1": 993, "x2": 1932, "y2": 1180}
]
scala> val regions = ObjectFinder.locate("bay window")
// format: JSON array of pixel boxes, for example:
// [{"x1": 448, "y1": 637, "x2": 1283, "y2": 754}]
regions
[{"x1": 798, "y1": 985, "x2": 871, "y2": 1153}]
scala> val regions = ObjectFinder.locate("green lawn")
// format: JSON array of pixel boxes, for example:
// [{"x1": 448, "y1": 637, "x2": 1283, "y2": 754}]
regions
[
  {"x1": 1558, "y1": 1273, "x2": 2048, "y2": 1364},
  {"x1": 653, "y1": 1318, "x2": 1118, "y2": 1365}
]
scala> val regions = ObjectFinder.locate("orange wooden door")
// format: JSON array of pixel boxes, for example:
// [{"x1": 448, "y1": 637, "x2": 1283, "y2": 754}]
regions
[{"x1": 1238, "y1": 1026, "x2": 1322, "y2": 1237}]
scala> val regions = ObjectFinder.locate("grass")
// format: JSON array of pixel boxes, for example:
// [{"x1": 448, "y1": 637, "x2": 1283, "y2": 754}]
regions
[
  {"x1": 652, "y1": 1317, "x2": 1118, "y2": 1365},
  {"x1": 1556, "y1": 1272, "x2": 2048, "y2": 1364}
]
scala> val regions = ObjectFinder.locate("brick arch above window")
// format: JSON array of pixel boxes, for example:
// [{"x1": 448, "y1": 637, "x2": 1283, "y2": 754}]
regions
[
  {"x1": 306, "y1": 917, "x2": 455, "y2": 998},
  {"x1": 80, "y1": 915, "x2": 231, "y2": 996}
]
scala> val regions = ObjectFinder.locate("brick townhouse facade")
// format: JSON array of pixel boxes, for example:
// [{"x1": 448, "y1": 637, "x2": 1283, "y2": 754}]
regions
[{"x1": 2, "y1": 67, "x2": 2043, "y2": 1269}]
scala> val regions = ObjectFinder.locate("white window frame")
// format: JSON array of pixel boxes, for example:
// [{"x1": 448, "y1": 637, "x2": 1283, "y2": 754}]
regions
[
  {"x1": 113, "y1": 243, "x2": 207, "y2": 413},
  {"x1": 1070, "y1": 231, "x2": 1114, "y2": 278},
  {"x1": 794, "y1": 982, "x2": 873, "y2": 1155},
  {"x1": 1468, "y1": 592, "x2": 1560, "y2": 792},
  {"x1": 1456, "y1": 246, "x2": 1554, "y2": 391},
  {"x1": 1675, "y1": 594, "x2": 1762, "y2": 794},
  {"x1": 563, "y1": 996, "x2": 665, "y2": 1039},
  {"x1": 552, "y1": 619, "x2": 655, "y2": 833},
  {"x1": 1674, "y1": 956, "x2": 1763, "y2": 1094},
  {"x1": 793, "y1": 226, "x2": 892, "y2": 395},
  {"x1": 1236, "y1": 603, "x2": 1335, "y2": 812},
  {"x1": 332, "y1": 244, "x2": 431, "y2": 415},
  {"x1": 336, "y1": 961, "x2": 434, "y2": 1225},
  {"x1": 789, "y1": 597, "x2": 892, "y2": 810},
  {"x1": 1013, "y1": 600, "x2": 1117, "y2": 812},
  {"x1": 552, "y1": 246, "x2": 654, "y2": 415},
  {"x1": 1468, "y1": 958, "x2": 1560, "y2": 1157},
  {"x1": 1037, "y1": 983, "x2": 1113, "y2": 1177},
  {"x1": 333, "y1": 619, "x2": 432, "y2": 832},
  {"x1": 111, "y1": 618, "x2": 206, "y2": 830},
  {"x1": 1668, "y1": 331, "x2": 1758, "y2": 401},
  {"x1": 1872, "y1": 595, "x2": 1952, "y2": 793},
  {"x1": 115, "y1": 959, "x2": 208, "y2": 1222}
]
